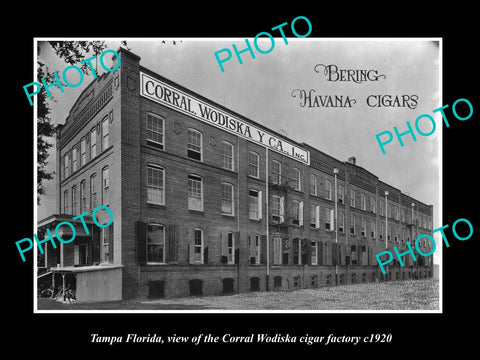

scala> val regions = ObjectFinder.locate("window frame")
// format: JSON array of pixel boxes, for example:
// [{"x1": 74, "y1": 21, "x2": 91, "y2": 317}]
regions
[
  {"x1": 90, "y1": 128, "x2": 96, "y2": 160},
  {"x1": 221, "y1": 140, "x2": 234, "y2": 171},
  {"x1": 147, "y1": 223, "x2": 166, "y2": 264},
  {"x1": 248, "y1": 189, "x2": 262, "y2": 220},
  {"x1": 187, "y1": 128, "x2": 203, "y2": 161},
  {"x1": 147, "y1": 164, "x2": 165, "y2": 206},
  {"x1": 309, "y1": 174, "x2": 317, "y2": 195},
  {"x1": 271, "y1": 160, "x2": 281, "y2": 184},
  {"x1": 188, "y1": 174, "x2": 203, "y2": 211},
  {"x1": 221, "y1": 182, "x2": 235, "y2": 216},
  {"x1": 292, "y1": 167, "x2": 301, "y2": 191},
  {"x1": 90, "y1": 173, "x2": 97, "y2": 209},
  {"x1": 146, "y1": 112, "x2": 165, "y2": 149},
  {"x1": 248, "y1": 151, "x2": 259, "y2": 178},
  {"x1": 325, "y1": 179, "x2": 332, "y2": 200},
  {"x1": 194, "y1": 228, "x2": 204, "y2": 264},
  {"x1": 102, "y1": 115, "x2": 109, "y2": 151}
]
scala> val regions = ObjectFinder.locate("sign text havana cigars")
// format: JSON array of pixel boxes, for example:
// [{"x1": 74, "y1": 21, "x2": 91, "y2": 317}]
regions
[{"x1": 140, "y1": 72, "x2": 310, "y2": 165}]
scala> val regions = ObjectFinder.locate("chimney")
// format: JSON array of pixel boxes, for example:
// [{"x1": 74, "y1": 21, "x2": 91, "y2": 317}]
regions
[{"x1": 348, "y1": 156, "x2": 356, "y2": 165}]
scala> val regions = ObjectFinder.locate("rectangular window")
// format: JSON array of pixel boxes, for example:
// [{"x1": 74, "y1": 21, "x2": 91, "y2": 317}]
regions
[
  {"x1": 272, "y1": 160, "x2": 281, "y2": 184},
  {"x1": 147, "y1": 166, "x2": 165, "y2": 205},
  {"x1": 72, "y1": 147, "x2": 77, "y2": 173},
  {"x1": 293, "y1": 168, "x2": 301, "y2": 191},
  {"x1": 255, "y1": 235, "x2": 261, "y2": 265},
  {"x1": 379, "y1": 200, "x2": 384, "y2": 216},
  {"x1": 311, "y1": 241, "x2": 318, "y2": 265},
  {"x1": 72, "y1": 185, "x2": 78, "y2": 215},
  {"x1": 371, "y1": 196, "x2": 376, "y2": 213},
  {"x1": 81, "y1": 136, "x2": 87, "y2": 166},
  {"x1": 325, "y1": 208, "x2": 333, "y2": 230},
  {"x1": 101, "y1": 227, "x2": 110, "y2": 263},
  {"x1": 310, "y1": 204, "x2": 316, "y2": 229},
  {"x1": 194, "y1": 228, "x2": 204, "y2": 264},
  {"x1": 361, "y1": 193, "x2": 366, "y2": 210},
  {"x1": 188, "y1": 175, "x2": 203, "y2": 211},
  {"x1": 147, "y1": 224, "x2": 165, "y2": 263},
  {"x1": 272, "y1": 195, "x2": 284, "y2": 222},
  {"x1": 361, "y1": 217, "x2": 366, "y2": 237},
  {"x1": 388, "y1": 224, "x2": 392, "y2": 240},
  {"x1": 325, "y1": 179, "x2": 332, "y2": 200},
  {"x1": 350, "y1": 189, "x2": 356, "y2": 207},
  {"x1": 310, "y1": 174, "x2": 317, "y2": 195},
  {"x1": 388, "y1": 203, "x2": 392, "y2": 218},
  {"x1": 64, "y1": 153, "x2": 70, "y2": 178},
  {"x1": 402, "y1": 209, "x2": 405, "y2": 222},
  {"x1": 187, "y1": 129, "x2": 202, "y2": 161},
  {"x1": 221, "y1": 141, "x2": 234, "y2": 170},
  {"x1": 292, "y1": 200, "x2": 303, "y2": 226},
  {"x1": 338, "y1": 184, "x2": 344, "y2": 204},
  {"x1": 395, "y1": 205, "x2": 399, "y2": 220},
  {"x1": 380, "y1": 221, "x2": 384, "y2": 240},
  {"x1": 273, "y1": 237, "x2": 282, "y2": 265},
  {"x1": 227, "y1": 232, "x2": 234, "y2": 264},
  {"x1": 221, "y1": 182, "x2": 234, "y2": 215},
  {"x1": 339, "y1": 211, "x2": 345, "y2": 233},
  {"x1": 350, "y1": 214, "x2": 356, "y2": 235},
  {"x1": 293, "y1": 238, "x2": 301, "y2": 265},
  {"x1": 371, "y1": 220, "x2": 376, "y2": 238},
  {"x1": 146, "y1": 113, "x2": 164, "y2": 149},
  {"x1": 102, "y1": 117, "x2": 109, "y2": 150},
  {"x1": 90, "y1": 128, "x2": 96, "y2": 159},
  {"x1": 64, "y1": 189, "x2": 69, "y2": 214},
  {"x1": 102, "y1": 167, "x2": 109, "y2": 206},
  {"x1": 249, "y1": 190, "x2": 262, "y2": 220},
  {"x1": 248, "y1": 151, "x2": 259, "y2": 178},
  {"x1": 90, "y1": 174, "x2": 97, "y2": 209},
  {"x1": 80, "y1": 180, "x2": 86, "y2": 212}
]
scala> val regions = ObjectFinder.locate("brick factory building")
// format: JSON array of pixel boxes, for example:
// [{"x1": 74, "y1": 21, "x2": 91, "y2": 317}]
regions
[{"x1": 37, "y1": 48, "x2": 434, "y2": 302}]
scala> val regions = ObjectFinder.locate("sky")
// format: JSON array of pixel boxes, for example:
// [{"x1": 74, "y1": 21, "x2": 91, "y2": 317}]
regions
[{"x1": 36, "y1": 38, "x2": 441, "y2": 261}]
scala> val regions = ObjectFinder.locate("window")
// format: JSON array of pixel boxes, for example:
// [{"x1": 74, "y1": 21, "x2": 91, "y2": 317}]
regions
[
  {"x1": 72, "y1": 185, "x2": 78, "y2": 215},
  {"x1": 194, "y1": 228, "x2": 204, "y2": 264},
  {"x1": 395, "y1": 205, "x2": 399, "y2": 220},
  {"x1": 338, "y1": 184, "x2": 344, "y2": 204},
  {"x1": 292, "y1": 200, "x2": 303, "y2": 226},
  {"x1": 402, "y1": 209, "x2": 405, "y2": 222},
  {"x1": 325, "y1": 179, "x2": 332, "y2": 200},
  {"x1": 361, "y1": 193, "x2": 366, "y2": 210},
  {"x1": 227, "y1": 232, "x2": 235, "y2": 264},
  {"x1": 221, "y1": 141, "x2": 234, "y2": 170},
  {"x1": 273, "y1": 237, "x2": 282, "y2": 265},
  {"x1": 311, "y1": 241, "x2": 318, "y2": 265},
  {"x1": 72, "y1": 147, "x2": 77, "y2": 173},
  {"x1": 188, "y1": 175, "x2": 203, "y2": 211},
  {"x1": 388, "y1": 203, "x2": 392, "y2": 218},
  {"x1": 293, "y1": 238, "x2": 301, "y2": 265},
  {"x1": 272, "y1": 160, "x2": 281, "y2": 184},
  {"x1": 254, "y1": 235, "x2": 261, "y2": 265},
  {"x1": 272, "y1": 195, "x2": 284, "y2": 222},
  {"x1": 339, "y1": 211, "x2": 345, "y2": 233},
  {"x1": 350, "y1": 189, "x2": 356, "y2": 207},
  {"x1": 90, "y1": 174, "x2": 97, "y2": 209},
  {"x1": 370, "y1": 196, "x2": 376, "y2": 213},
  {"x1": 361, "y1": 217, "x2": 366, "y2": 237},
  {"x1": 388, "y1": 224, "x2": 392, "y2": 240},
  {"x1": 292, "y1": 168, "x2": 301, "y2": 191},
  {"x1": 325, "y1": 208, "x2": 334, "y2": 230},
  {"x1": 249, "y1": 190, "x2": 262, "y2": 220},
  {"x1": 371, "y1": 220, "x2": 376, "y2": 238},
  {"x1": 147, "y1": 224, "x2": 165, "y2": 263},
  {"x1": 310, "y1": 204, "x2": 320, "y2": 229},
  {"x1": 101, "y1": 227, "x2": 110, "y2": 263},
  {"x1": 310, "y1": 174, "x2": 317, "y2": 195},
  {"x1": 102, "y1": 166, "x2": 109, "y2": 206},
  {"x1": 90, "y1": 128, "x2": 96, "y2": 159},
  {"x1": 64, "y1": 152, "x2": 70, "y2": 178},
  {"x1": 248, "y1": 151, "x2": 259, "y2": 178},
  {"x1": 187, "y1": 128, "x2": 202, "y2": 161},
  {"x1": 221, "y1": 182, "x2": 234, "y2": 215},
  {"x1": 293, "y1": 276, "x2": 301, "y2": 287},
  {"x1": 80, "y1": 180, "x2": 86, "y2": 212},
  {"x1": 64, "y1": 189, "x2": 69, "y2": 214},
  {"x1": 379, "y1": 200, "x2": 384, "y2": 216},
  {"x1": 102, "y1": 116, "x2": 109, "y2": 150},
  {"x1": 81, "y1": 137, "x2": 87, "y2": 166},
  {"x1": 380, "y1": 221, "x2": 384, "y2": 240},
  {"x1": 350, "y1": 214, "x2": 356, "y2": 235},
  {"x1": 147, "y1": 165, "x2": 165, "y2": 205},
  {"x1": 146, "y1": 113, "x2": 164, "y2": 149}
]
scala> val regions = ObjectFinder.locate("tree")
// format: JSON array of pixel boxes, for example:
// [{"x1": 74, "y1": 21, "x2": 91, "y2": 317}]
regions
[{"x1": 37, "y1": 41, "x2": 106, "y2": 204}]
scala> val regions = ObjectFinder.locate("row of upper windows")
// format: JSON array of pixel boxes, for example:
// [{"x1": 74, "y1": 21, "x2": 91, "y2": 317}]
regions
[
  {"x1": 62, "y1": 166, "x2": 109, "y2": 215},
  {"x1": 61, "y1": 115, "x2": 110, "y2": 181}
]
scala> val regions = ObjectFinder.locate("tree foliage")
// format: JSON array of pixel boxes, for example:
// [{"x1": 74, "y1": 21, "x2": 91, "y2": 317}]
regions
[{"x1": 37, "y1": 41, "x2": 106, "y2": 204}]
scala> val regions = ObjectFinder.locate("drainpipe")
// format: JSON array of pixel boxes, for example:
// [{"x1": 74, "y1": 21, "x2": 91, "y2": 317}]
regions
[
  {"x1": 385, "y1": 191, "x2": 389, "y2": 281},
  {"x1": 265, "y1": 148, "x2": 270, "y2": 291},
  {"x1": 334, "y1": 168, "x2": 339, "y2": 286}
]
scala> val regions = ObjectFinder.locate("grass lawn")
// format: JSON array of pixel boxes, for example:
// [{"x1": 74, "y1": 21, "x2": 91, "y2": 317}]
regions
[{"x1": 37, "y1": 279, "x2": 439, "y2": 311}]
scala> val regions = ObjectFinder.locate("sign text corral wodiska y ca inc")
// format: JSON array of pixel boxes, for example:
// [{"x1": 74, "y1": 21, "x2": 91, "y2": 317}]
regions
[{"x1": 140, "y1": 72, "x2": 310, "y2": 165}]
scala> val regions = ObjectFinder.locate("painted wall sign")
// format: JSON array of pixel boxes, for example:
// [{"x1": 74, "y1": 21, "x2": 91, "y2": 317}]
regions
[{"x1": 140, "y1": 72, "x2": 310, "y2": 165}]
